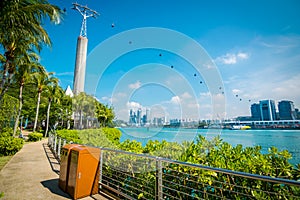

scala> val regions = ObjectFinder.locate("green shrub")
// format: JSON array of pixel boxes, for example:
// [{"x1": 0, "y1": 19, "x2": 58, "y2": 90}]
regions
[
  {"x1": 79, "y1": 129, "x2": 118, "y2": 148},
  {"x1": 102, "y1": 128, "x2": 121, "y2": 145},
  {"x1": 0, "y1": 136, "x2": 24, "y2": 156},
  {"x1": 27, "y1": 132, "x2": 43, "y2": 142},
  {"x1": 0, "y1": 127, "x2": 13, "y2": 138},
  {"x1": 56, "y1": 129, "x2": 82, "y2": 144}
]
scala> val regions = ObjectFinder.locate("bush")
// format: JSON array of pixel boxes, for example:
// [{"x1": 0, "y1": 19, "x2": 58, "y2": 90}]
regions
[
  {"x1": 0, "y1": 127, "x2": 13, "y2": 138},
  {"x1": 56, "y1": 129, "x2": 82, "y2": 144},
  {"x1": 27, "y1": 132, "x2": 43, "y2": 142},
  {"x1": 0, "y1": 136, "x2": 24, "y2": 156},
  {"x1": 102, "y1": 128, "x2": 121, "y2": 145}
]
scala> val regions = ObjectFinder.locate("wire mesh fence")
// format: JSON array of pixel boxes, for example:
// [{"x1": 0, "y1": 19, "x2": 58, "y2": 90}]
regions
[{"x1": 48, "y1": 133, "x2": 300, "y2": 199}]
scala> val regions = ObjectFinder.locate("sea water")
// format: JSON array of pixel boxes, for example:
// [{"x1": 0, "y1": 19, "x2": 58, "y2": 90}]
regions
[{"x1": 119, "y1": 127, "x2": 300, "y2": 166}]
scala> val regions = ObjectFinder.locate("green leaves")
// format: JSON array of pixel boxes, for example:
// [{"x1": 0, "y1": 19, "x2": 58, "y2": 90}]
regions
[
  {"x1": 0, "y1": 136, "x2": 24, "y2": 156},
  {"x1": 27, "y1": 132, "x2": 43, "y2": 141}
]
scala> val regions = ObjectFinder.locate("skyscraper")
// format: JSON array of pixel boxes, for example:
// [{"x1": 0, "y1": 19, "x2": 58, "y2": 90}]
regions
[
  {"x1": 146, "y1": 108, "x2": 150, "y2": 123},
  {"x1": 251, "y1": 103, "x2": 261, "y2": 120},
  {"x1": 278, "y1": 100, "x2": 296, "y2": 120},
  {"x1": 259, "y1": 100, "x2": 276, "y2": 121},
  {"x1": 137, "y1": 108, "x2": 142, "y2": 125}
]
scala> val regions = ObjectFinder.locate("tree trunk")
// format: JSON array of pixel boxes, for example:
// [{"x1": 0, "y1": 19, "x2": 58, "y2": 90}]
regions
[
  {"x1": 79, "y1": 110, "x2": 83, "y2": 130},
  {"x1": 13, "y1": 84, "x2": 23, "y2": 137},
  {"x1": 0, "y1": 60, "x2": 9, "y2": 90},
  {"x1": 33, "y1": 92, "x2": 41, "y2": 132},
  {"x1": 45, "y1": 98, "x2": 52, "y2": 137},
  {"x1": 0, "y1": 62, "x2": 12, "y2": 102}
]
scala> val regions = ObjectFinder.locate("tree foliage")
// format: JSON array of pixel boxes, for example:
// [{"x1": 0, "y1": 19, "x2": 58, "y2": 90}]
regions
[
  {"x1": 54, "y1": 129, "x2": 300, "y2": 199},
  {"x1": 0, "y1": 94, "x2": 18, "y2": 131}
]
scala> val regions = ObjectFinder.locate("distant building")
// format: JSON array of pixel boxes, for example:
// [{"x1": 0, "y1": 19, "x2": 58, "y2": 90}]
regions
[
  {"x1": 146, "y1": 108, "x2": 150, "y2": 123},
  {"x1": 259, "y1": 100, "x2": 276, "y2": 121},
  {"x1": 153, "y1": 117, "x2": 165, "y2": 126},
  {"x1": 295, "y1": 108, "x2": 300, "y2": 119},
  {"x1": 137, "y1": 108, "x2": 142, "y2": 126},
  {"x1": 236, "y1": 116, "x2": 252, "y2": 121},
  {"x1": 128, "y1": 108, "x2": 151, "y2": 126},
  {"x1": 251, "y1": 103, "x2": 261, "y2": 120},
  {"x1": 278, "y1": 100, "x2": 296, "y2": 120},
  {"x1": 251, "y1": 100, "x2": 276, "y2": 121},
  {"x1": 65, "y1": 85, "x2": 74, "y2": 97},
  {"x1": 129, "y1": 109, "x2": 137, "y2": 125}
]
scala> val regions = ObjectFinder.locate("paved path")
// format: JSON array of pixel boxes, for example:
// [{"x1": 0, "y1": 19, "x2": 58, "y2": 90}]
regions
[{"x1": 0, "y1": 139, "x2": 109, "y2": 200}]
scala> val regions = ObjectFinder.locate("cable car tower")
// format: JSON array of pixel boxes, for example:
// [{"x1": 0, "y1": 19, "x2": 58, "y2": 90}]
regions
[{"x1": 72, "y1": 3, "x2": 99, "y2": 95}]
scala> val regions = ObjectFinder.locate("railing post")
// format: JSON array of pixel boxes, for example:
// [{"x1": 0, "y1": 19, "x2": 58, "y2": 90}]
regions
[
  {"x1": 54, "y1": 135, "x2": 57, "y2": 157},
  {"x1": 63, "y1": 139, "x2": 66, "y2": 147},
  {"x1": 156, "y1": 157, "x2": 163, "y2": 200},
  {"x1": 48, "y1": 133, "x2": 51, "y2": 145},
  {"x1": 51, "y1": 134, "x2": 55, "y2": 150},
  {"x1": 99, "y1": 150, "x2": 103, "y2": 190},
  {"x1": 57, "y1": 137, "x2": 61, "y2": 159}
]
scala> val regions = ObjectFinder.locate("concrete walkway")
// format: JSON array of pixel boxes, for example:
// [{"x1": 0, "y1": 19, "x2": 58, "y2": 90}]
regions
[{"x1": 0, "y1": 139, "x2": 109, "y2": 200}]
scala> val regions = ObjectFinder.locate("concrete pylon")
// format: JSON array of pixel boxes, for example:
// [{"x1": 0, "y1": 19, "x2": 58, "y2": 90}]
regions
[{"x1": 73, "y1": 36, "x2": 88, "y2": 95}]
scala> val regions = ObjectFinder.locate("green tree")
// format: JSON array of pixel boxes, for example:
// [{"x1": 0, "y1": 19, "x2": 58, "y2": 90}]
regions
[
  {"x1": 96, "y1": 103, "x2": 115, "y2": 127},
  {"x1": 12, "y1": 54, "x2": 43, "y2": 136},
  {"x1": 44, "y1": 83, "x2": 63, "y2": 137},
  {"x1": 0, "y1": 94, "x2": 18, "y2": 131},
  {"x1": 73, "y1": 92, "x2": 99, "y2": 129},
  {"x1": 0, "y1": 0, "x2": 62, "y2": 101},
  {"x1": 32, "y1": 71, "x2": 58, "y2": 132}
]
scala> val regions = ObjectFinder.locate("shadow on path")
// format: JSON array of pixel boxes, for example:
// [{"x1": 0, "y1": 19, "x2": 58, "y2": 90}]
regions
[
  {"x1": 43, "y1": 143, "x2": 60, "y2": 174},
  {"x1": 41, "y1": 178, "x2": 71, "y2": 199}
]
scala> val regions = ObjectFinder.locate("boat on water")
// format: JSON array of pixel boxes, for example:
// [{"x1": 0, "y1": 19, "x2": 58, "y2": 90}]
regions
[{"x1": 230, "y1": 125, "x2": 251, "y2": 130}]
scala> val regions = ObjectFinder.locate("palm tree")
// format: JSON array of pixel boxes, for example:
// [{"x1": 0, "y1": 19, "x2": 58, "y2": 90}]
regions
[
  {"x1": 96, "y1": 103, "x2": 115, "y2": 127},
  {"x1": 12, "y1": 55, "x2": 43, "y2": 136},
  {"x1": 32, "y1": 71, "x2": 58, "y2": 132},
  {"x1": 73, "y1": 93, "x2": 87, "y2": 129},
  {"x1": 44, "y1": 83, "x2": 63, "y2": 137},
  {"x1": 0, "y1": 0, "x2": 62, "y2": 101}
]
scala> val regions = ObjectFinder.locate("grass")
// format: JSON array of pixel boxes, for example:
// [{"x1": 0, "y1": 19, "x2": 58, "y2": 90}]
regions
[{"x1": 0, "y1": 155, "x2": 13, "y2": 171}]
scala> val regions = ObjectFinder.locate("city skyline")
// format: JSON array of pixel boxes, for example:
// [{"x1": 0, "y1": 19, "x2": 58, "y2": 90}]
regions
[
  {"x1": 127, "y1": 98, "x2": 300, "y2": 124},
  {"x1": 41, "y1": 0, "x2": 300, "y2": 121}
]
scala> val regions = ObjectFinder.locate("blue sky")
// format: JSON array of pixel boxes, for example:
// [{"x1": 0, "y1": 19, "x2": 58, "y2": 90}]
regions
[{"x1": 42, "y1": 0, "x2": 300, "y2": 121}]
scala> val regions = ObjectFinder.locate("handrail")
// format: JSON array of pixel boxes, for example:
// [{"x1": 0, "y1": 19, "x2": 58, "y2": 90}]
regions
[
  {"x1": 102, "y1": 147, "x2": 300, "y2": 187},
  {"x1": 48, "y1": 133, "x2": 300, "y2": 199}
]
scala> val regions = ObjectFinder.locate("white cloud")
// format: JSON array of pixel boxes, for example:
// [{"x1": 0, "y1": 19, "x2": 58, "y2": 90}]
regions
[
  {"x1": 181, "y1": 92, "x2": 192, "y2": 99},
  {"x1": 127, "y1": 101, "x2": 143, "y2": 110},
  {"x1": 232, "y1": 89, "x2": 242, "y2": 94},
  {"x1": 55, "y1": 72, "x2": 74, "y2": 76},
  {"x1": 237, "y1": 52, "x2": 249, "y2": 59},
  {"x1": 128, "y1": 81, "x2": 141, "y2": 89},
  {"x1": 199, "y1": 92, "x2": 210, "y2": 97},
  {"x1": 170, "y1": 96, "x2": 181, "y2": 104},
  {"x1": 215, "y1": 52, "x2": 249, "y2": 65}
]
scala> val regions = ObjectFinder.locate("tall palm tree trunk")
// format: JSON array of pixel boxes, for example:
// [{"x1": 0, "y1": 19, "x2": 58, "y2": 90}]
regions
[
  {"x1": 13, "y1": 84, "x2": 24, "y2": 136},
  {"x1": 33, "y1": 92, "x2": 41, "y2": 132},
  {"x1": 45, "y1": 98, "x2": 52, "y2": 137},
  {"x1": 0, "y1": 62, "x2": 11, "y2": 102},
  {"x1": 79, "y1": 110, "x2": 83, "y2": 130}
]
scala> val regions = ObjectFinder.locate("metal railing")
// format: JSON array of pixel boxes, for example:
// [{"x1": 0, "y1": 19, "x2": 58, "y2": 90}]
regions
[{"x1": 48, "y1": 133, "x2": 300, "y2": 199}]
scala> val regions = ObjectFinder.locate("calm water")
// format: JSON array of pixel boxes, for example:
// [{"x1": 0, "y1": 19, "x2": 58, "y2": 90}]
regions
[{"x1": 119, "y1": 127, "x2": 300, "y2": 165}]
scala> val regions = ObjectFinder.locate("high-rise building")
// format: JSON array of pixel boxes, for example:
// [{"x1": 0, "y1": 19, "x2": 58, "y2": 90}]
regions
[
  {"x1": 278, "y1": 100, "x2": 296, "y2": 120},
  {"x1": 251, "y1": 103, "x2": 261, "y2": 120},
  {"x1": 259, "y1": 100, "x2": 276, "y2": 121},
  {"x1": 137, "y1": 108, "x2": 142, "y2": 125},
  {"x1": 146, "y1": 108, "x2": 150, "y2": 123}
]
